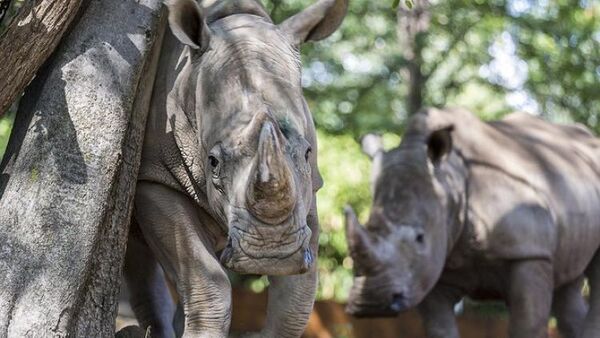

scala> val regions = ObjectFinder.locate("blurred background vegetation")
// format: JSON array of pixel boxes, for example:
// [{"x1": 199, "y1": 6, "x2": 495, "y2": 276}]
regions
[{"x1": 1, "y1": 0, "x2": 599, "y2": 302}]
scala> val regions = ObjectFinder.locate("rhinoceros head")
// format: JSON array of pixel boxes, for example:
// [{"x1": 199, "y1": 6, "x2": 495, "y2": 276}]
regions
[
  {"x1": 165, "y1": 0, "x2": 347, "y2": 275},
  {"x1": 345, "y1": 122, "x2": 463, "y2": 317}
]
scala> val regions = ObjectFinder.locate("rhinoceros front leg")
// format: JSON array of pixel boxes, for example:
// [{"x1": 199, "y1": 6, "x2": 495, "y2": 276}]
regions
[
  {"x1": 135, "y1": 181, "x2": 231, "y2": 338},
  {"x1": 582, "y1": 250, "x2": 600, "y2": 338},
  {"x1": 507, "y1": 260, "x2": 553, "y2": 338},
  {"x1": 552, "y1": 276, "x2": 587, "y2": 338},
  {"x1": 417, "y1": 285, "x2": 461, "y2": 338},
  {"x1": 260, "y1": 267, "x2": 317, "y2": 338},
  {"x1": 124, "y1": 222, "x2": 177, "y2": 338},
  {"x1": 243, "y1": 203, "x2": 320, "y2": 338}
]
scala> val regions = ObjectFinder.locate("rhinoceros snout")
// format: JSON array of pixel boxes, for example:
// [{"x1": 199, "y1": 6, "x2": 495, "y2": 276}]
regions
[
  {"x1": 303, "y1": 248, "x2": 314, "y2": 266},
  {"x1": 389, "y1": 292, "x2": 406, "y2": 312},
  {"x1": 219, "y1": 224, "x2": 313, "y2": 275},
  {"x1": 345, "y1": 304, "x2": 400, "y2": 318},
  {"x1": 346, "y1": 291, "x2": 410, "y2": 318}
]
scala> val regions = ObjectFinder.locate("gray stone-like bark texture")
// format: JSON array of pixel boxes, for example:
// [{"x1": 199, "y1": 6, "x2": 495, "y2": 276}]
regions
[{"x1": 0, "y1": 0, "x2": 166, "y2": 336}]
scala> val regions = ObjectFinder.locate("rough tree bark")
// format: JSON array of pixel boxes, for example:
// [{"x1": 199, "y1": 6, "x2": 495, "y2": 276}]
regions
[
  {"x1": 0, "y1": 0, "x2": 166, "y2": 336},
  {"x1": 0, "y1": 0, "x2": 85, "y2": 117}
]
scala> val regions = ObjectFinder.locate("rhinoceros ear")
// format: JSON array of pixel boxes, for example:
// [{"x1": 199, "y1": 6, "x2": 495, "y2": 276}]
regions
[
  {"x1": 427, "y1": 126, "x2": 454, "y2": 165},
  {"x1": 166, "y1": 0, "x2": 211, "y2": 51},
  {"x1": 360, "y1": 133, "x2": 383, "y2": 160},
  {"x1": 279, "y1": 0, "x2": 349, "y2": 46}
]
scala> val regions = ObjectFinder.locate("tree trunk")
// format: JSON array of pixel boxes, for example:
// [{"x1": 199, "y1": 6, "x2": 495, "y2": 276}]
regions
[
  {"x1": 407, "y1": 61, "x2": 425, "y2": 116},
  {"x1": 0, "y1": 0, "x2": 166, "y2": 336},
  {"x1": 0, "y1": 0, "x2": 85, "y2": 117},
  {"x1": 397, "y1": 0, "x2": 430, "y2": 115}
]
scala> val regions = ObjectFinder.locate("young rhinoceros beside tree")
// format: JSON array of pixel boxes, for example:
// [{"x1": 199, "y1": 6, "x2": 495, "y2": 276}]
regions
[
  {"x1": 345, "y1": 107, "x2": 600, "y2": 338},
  {"x1": 124, "y1": 0, "x2": 348, "y2": 337}
]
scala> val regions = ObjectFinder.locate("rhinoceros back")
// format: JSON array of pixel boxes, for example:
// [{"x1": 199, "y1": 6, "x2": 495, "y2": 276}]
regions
[{"x1": 450, "y1": 110, "x2": 600, "y2": 285}]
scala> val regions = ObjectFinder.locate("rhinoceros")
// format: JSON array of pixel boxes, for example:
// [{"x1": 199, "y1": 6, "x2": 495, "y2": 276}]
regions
[
  {"x1": 345, "y1": 107, "x2": 600, "y2": 338},
  {"x1": 122, "y1": 0, "x2": 348, "y2": 337}
]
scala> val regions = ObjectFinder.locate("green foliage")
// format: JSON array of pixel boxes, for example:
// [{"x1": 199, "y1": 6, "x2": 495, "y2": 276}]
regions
[
  {"x1": 0, "y1": 113, "x2": 13, "y2": 159},
  {"x1": 267, "y1": 0, "x2": 407, "y2": 136},
  {"x1": 266, "y1": 0, "x2": 516, "y2": 137},
  {"x1": 0, "y1": 0, "x2": 21, "y2": 157},
  {"x1": 314, "y1": 130, "x2": 399, "y2": 301},
  {"x1": 511, "y1": 2, "x2": 600, "y2": 129},
  {"x1": 392, "y1": 0, "x2": 414, "y2": 10},
  {"x1": 314, "y1": 130, "x2": 372, "y2": 301}
]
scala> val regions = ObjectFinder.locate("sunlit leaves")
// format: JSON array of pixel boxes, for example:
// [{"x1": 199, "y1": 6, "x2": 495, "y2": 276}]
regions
[{"x1": 392, "y1": 0, "x2": 414, "y2": 10}]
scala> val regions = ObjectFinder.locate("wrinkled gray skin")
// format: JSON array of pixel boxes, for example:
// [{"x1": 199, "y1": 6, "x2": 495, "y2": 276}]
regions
[
  {"x1": 122, "y1": 0, "x2": 348, "y2": 337},
  {"x1": 345, "y1": 107, "x2": 600, "y2": 338}
]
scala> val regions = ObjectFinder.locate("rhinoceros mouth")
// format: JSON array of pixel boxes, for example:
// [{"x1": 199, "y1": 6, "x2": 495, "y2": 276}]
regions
[
  {"x1": 219, "y1": 223, "x2": 313, "y2": 275},
  {"x1": 233, "y1": 225, "x2": 310, "y2": 259},
  {"x1": 345, "y1": 296, "x2": 412, "y2": 318},
  {"x1": 345, "y1": 304, "x2": 403, "y2": 318}
]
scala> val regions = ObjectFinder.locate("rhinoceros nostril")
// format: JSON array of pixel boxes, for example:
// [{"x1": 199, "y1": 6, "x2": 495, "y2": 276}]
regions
[
  {"x1": 389, "y1": 293, "x2": 405, "y2": 312},
  {"x1": 219, "y1": 238, "x2": 234, "y2": 265},
  {"x1": 303, "y1": 249, "x2": 313, "y2": 265}
]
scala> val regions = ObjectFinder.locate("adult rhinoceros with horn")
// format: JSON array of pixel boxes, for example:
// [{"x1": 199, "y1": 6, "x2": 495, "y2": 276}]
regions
[
  {"x1": 345, "y1": 107, "x2": 600, "y2": 338},
  {"x1": 123, "y1": 0, "x2": 348, "y2": 337}
]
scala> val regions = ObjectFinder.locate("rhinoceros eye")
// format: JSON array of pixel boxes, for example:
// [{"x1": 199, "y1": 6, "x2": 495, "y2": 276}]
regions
[
  {"x1": 209, "y1": 155, "x2": 219, "y2": 169},
  {"x1": 415, "y1": 233, "x2": 425, "y2": 244},
  {"x1": 305, "y1": 146, "x2": 312, "y2": 161},
  {"x1": 208, "y1": 155, "x2": 221, "y2": 180}
]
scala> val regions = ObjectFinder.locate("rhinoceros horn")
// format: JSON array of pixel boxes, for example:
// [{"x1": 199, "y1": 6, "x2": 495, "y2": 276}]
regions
[
  {"x1": 246, "y1": 120, "x2": 296, "y2": 224},
  {"x1": 344, "y1": 205, "x2": 378, "y2": 266}
]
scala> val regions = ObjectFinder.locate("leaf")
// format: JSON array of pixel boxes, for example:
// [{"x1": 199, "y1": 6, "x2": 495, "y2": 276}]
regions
[
  {"x1": 392, "y1": 0, "x2": 400, "y2": 9},
  {"x1": 405, "y1": 0, "x2": 414, "y2": 9}
]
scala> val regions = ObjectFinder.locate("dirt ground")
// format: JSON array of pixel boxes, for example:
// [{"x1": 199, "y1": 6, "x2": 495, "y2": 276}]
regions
[{"x1": 117, "y1": 288, "x2": 560, "y2": 338}]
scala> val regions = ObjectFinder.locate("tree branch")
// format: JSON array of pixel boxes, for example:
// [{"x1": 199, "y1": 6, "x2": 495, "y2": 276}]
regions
[{"x1": 0, "y1": 0, "x2": 85, "y2": 116}]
